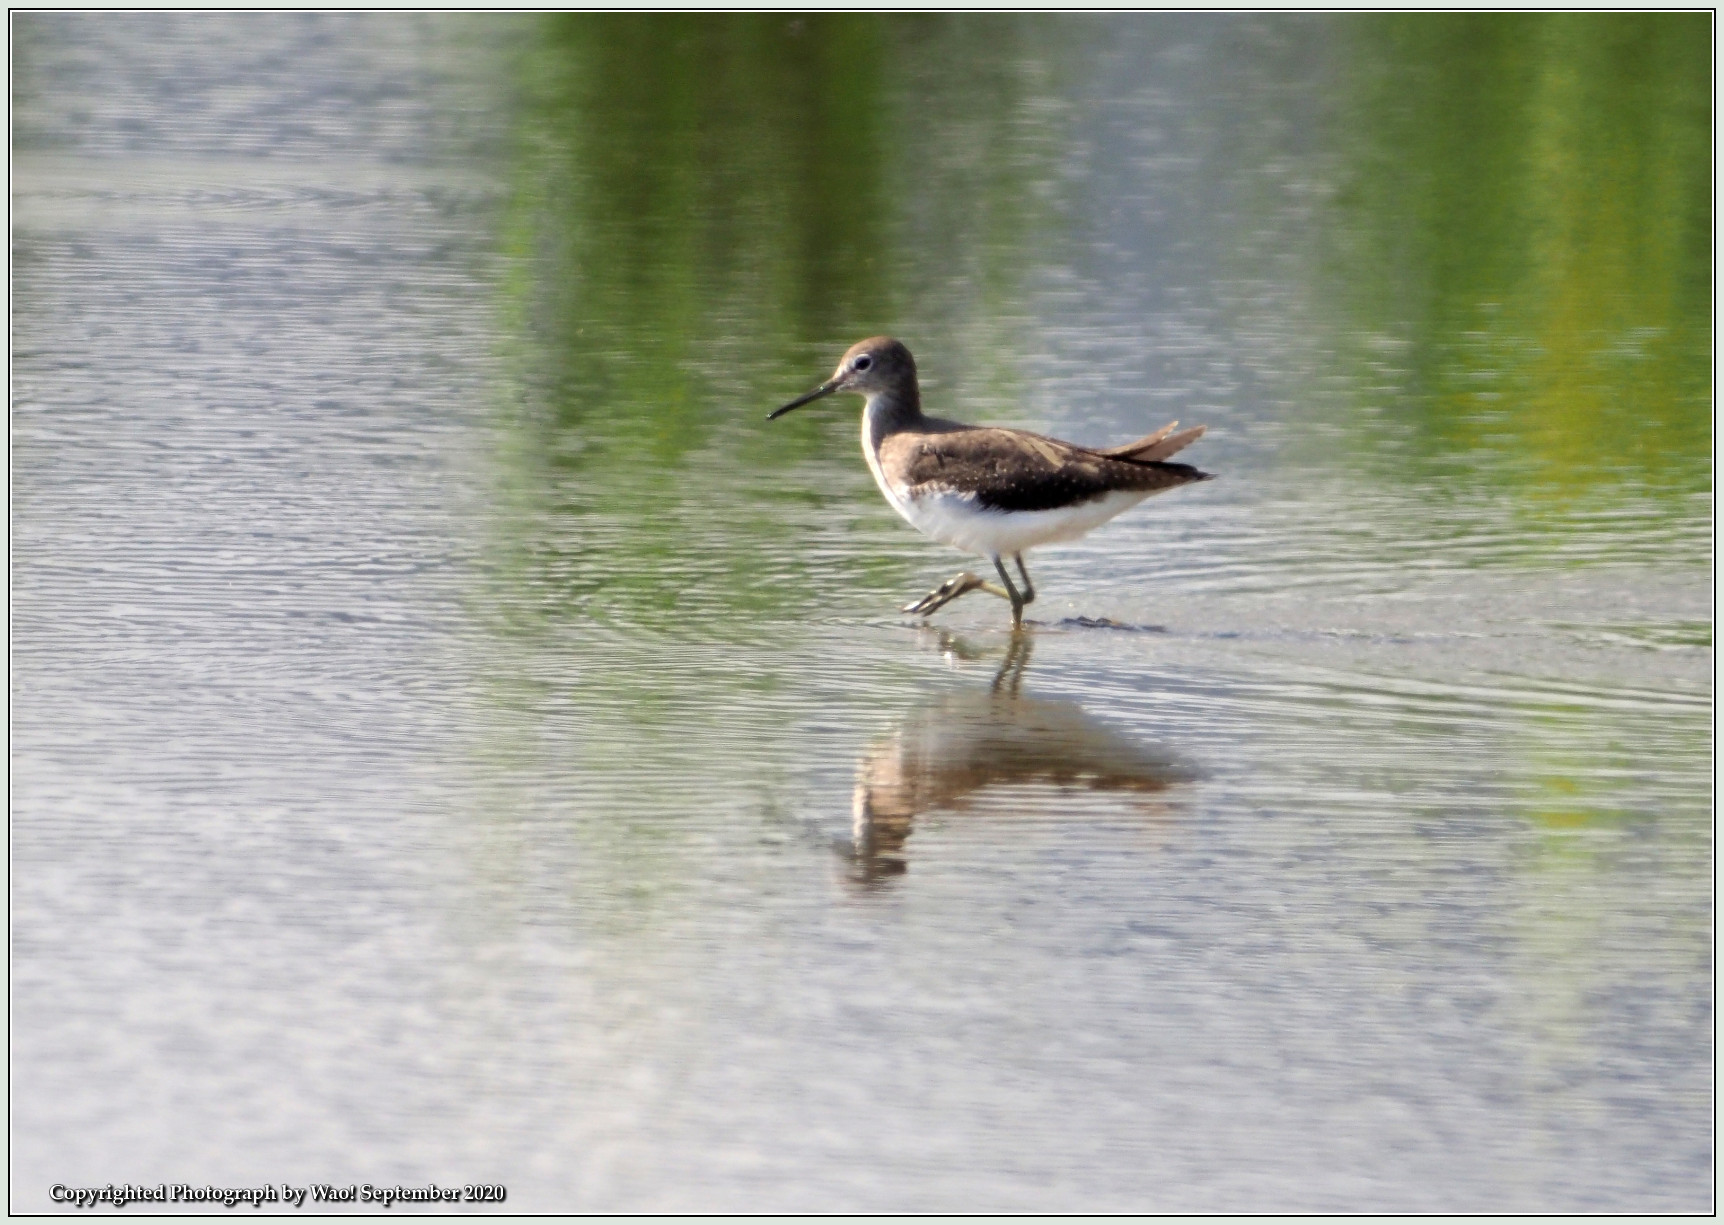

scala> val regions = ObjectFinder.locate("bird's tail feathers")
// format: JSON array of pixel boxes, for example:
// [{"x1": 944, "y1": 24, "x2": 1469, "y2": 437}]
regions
[{"x1": 1098, "y1": 422, "x2": 1206, "y2": 463}]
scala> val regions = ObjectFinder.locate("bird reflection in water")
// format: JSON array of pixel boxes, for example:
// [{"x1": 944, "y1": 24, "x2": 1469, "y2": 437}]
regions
[{"x1": 848, "y1": 631, "x2": 1196, "y2": 886}]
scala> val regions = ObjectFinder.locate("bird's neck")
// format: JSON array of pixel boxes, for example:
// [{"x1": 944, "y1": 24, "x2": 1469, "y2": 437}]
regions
[{"x1": 862, "y1": 391, "x2": 923, "y2": 451}]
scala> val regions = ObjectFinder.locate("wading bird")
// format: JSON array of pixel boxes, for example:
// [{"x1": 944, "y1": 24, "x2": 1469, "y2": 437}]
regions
[{"x1": 769, "y1": 337, "x2": 1212, "y2": 626}]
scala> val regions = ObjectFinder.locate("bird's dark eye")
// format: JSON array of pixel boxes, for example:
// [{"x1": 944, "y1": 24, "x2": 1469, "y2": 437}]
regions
[{"x1": 853, "y1": 355, "x2": 873, "y2": 371}]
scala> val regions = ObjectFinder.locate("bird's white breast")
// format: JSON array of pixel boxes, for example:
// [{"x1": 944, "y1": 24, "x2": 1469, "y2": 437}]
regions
[
  {"x1": 861, "y1": 403, "x2": 916, "y2": 523},
  {"x1": 901, "y1": 488, "x2": 1153, "y2": 556}
]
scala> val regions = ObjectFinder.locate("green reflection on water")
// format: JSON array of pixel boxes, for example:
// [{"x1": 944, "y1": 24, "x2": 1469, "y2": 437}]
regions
[
  {"x1": 507, "y1": 13, "x2": 890, "y2": 403},
  {"x1": 491, "y1": 14, "x2": 891, "y2": 641},
  {"x1": 1328, "y1": 13, "x2": 1711, "y2": 495}
]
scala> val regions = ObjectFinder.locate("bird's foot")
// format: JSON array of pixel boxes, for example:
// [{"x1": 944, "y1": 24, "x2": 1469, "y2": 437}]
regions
[{"x1": 902, "y1": 572, "x2": 1011, "y2": 617}]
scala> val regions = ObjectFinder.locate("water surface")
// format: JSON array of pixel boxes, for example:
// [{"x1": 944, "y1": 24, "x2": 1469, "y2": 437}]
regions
[{"x1": 11, "y1": 13, "x2": 1711, "y2": 1212}]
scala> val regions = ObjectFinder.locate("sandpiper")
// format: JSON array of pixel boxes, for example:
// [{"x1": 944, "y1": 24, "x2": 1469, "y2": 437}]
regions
[{"x1": 769, "y1": 337, "x2": 1212, "y2": 626}]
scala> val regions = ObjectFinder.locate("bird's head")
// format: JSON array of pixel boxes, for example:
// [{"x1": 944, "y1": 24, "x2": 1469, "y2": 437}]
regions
[{"x1": 768, "y1": 337, "x2": 918, "y2": 420}]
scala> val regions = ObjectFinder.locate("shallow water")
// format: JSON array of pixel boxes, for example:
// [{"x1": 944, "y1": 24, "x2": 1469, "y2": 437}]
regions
[{"x1": 11, "y1": 13, "x2": 1712, "y2": 1212}]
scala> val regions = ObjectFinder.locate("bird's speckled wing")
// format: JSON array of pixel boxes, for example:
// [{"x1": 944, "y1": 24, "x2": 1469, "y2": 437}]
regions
[{"x1": 880, "y1": 427, "x2": 1210, "y2": 514}]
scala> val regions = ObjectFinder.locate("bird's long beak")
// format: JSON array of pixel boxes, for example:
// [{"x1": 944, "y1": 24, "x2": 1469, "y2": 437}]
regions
[{"x1": 767, "y1": 379, "x2": 841, "y2": 421}]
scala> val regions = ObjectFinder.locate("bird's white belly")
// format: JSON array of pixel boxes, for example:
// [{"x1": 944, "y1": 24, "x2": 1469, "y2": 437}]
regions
[{"x1": 894, "y1": 488, "x2": 1153, "y2": 556}]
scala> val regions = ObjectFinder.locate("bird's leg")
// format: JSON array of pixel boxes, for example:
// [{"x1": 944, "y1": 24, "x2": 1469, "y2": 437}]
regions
[
  {"x1": 992, "y1": 556, "x2": 1027, "y2": 628},
  {"x1": 1012, "y1": 554, "x2": 1036, "y2": 606},
  {"x1": 902, "y1": 571, "x2": 1012, "y2": 617}
]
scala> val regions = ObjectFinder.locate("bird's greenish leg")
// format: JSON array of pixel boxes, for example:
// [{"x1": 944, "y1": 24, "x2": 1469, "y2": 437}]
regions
[
  {"x1": 993, "y1": 556, "x2": 1027, "y2": 628},
  {"x1": 903, "y1": 571, "x2": 1013, "y2": 618},
  {"x1": 902, "y1": 556, "x2": 1031, "y2": 625},
  {"x1": 1012, "y1": 554, "x2": 1036, "y2": 606}
]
